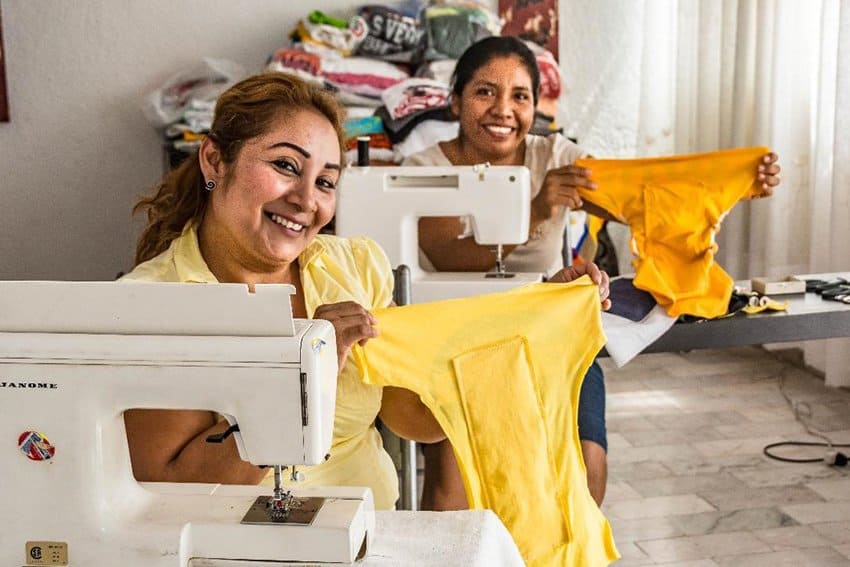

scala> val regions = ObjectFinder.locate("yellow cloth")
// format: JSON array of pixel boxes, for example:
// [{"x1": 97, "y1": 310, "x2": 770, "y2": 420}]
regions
[
  {"x1": 577, "y1": 147, "x2": 770, "y2": 319},
  {"x1": 353, "y1": 279, "x2": 619, "y2": 566},
  {"x1": 122, "y1": 223, "x2": 399, "y2": 509},
  {"x1": 742, "y1": 295, "x2": 790, "y2": 314}
]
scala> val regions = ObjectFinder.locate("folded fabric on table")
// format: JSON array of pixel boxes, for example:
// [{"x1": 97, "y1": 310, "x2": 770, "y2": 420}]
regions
[{"x1": 607, "y1": 277, "x2": 657, "y2": 322}]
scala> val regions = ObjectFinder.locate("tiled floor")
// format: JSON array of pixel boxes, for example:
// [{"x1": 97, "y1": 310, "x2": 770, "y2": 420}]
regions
[{"x1": 601, "y1": 347, "x2": 850, "y2": 566}]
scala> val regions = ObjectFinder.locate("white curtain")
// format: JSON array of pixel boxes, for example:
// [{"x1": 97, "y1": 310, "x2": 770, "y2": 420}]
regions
[
  {"x1": 804, "y1": 0, "x2": 850, "y2": 387},
  {"x1": 634, "y1": 0, "x2": 850, "y2": 385}
]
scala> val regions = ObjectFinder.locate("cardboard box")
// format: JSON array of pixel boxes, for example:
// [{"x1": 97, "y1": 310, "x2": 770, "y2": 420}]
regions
[{"x1": 751, "y1": 276, "x2": 806, "y2": 295}]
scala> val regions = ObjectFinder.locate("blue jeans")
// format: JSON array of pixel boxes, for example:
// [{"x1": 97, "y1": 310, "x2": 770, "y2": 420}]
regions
[{"x1": 578, "y1": 360, "x2": 607, "y2": 452}]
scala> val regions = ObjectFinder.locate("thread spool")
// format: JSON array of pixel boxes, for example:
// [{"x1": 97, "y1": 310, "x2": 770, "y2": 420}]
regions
[{"x1": 356, "y1": 136, "x2": 370, "y2": 166}]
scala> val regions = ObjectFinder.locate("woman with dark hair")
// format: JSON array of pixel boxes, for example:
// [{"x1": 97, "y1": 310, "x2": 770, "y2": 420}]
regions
[
  {"x1": 404, "y1": 36, "x2": 781, "y2": 510},
  {"x1": 123, "y1": 72, "x2": 449, "y2": 510}
]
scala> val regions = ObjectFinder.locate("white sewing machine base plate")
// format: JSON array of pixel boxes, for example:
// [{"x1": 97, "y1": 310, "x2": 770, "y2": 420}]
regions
[
  {"x1": 180, "y1": 489, "x2": 372, "y2": 565},
  {"x1": 241, "y1": 495, "x2": 325, "y2": 525}
]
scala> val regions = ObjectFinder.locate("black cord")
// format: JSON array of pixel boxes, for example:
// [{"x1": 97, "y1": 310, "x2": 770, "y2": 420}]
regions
[
  {"x1": 763, "y1": 440, "x2": 850, "y2": 463},
  {"x1": 761, "y1": 366, "x2": 850, "y2": 465}
]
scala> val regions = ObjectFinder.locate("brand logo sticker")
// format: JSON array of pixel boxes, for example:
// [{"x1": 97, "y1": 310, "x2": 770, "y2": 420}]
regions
[{"x1": 18, "y1": 431, "x2": 56, "y2": 461}]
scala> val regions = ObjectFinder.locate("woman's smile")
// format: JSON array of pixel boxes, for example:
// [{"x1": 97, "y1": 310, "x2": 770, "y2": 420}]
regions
[
  {"x1": 264, "y1": 210, "x2": 307, "y2": 234},
  {"x1": 482, "y1": 123, "x2": 517, "y2": 139}
]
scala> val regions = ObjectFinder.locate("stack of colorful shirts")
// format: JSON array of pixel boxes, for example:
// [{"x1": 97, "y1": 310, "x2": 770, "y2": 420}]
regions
[
  {"x1": 270, "y1": 2, "x2": 506, "y2": 164},
  {"x1": 374, "y1": 77, "x2": 456, "y2": 160},
  {"x1": 267, "y1": 44, "x2": 411, "y2": 108},
  {"x1": 147, "y1": 3, "x2": 537, "y2": 169}
]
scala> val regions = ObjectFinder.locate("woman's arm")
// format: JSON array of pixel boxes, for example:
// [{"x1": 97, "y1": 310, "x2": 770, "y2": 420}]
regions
[
  {"x1": 125, "y1": 408, "x2": 267, "y2": 484},
  {"x1": 533, "y1": 162, "x2": 618, "y2": 223},
  {"x1": 329, "y1": 297, "x2": 445, "y2": 444},
  {"x1": 379, "y1": 386, "x2": 446, "y2": 444},
  {"x1": 418, "y1": 216, "x2": 522, "y2": 272}
]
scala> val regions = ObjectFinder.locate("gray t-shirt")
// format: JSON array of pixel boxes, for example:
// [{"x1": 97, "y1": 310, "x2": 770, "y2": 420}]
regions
[{"x1": 403, "y1": 134, "x2": 587, "y2": 276}]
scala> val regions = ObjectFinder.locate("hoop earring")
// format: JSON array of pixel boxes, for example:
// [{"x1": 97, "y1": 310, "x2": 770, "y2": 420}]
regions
[{"x1": 205, "y1": 179, "x2": 217, "y2": 191}]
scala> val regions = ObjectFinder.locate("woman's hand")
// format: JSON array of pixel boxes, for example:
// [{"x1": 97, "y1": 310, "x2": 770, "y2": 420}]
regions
[
  {"x1": 531, "y1": 164, "x2": 597, "y2": 222},
  {"x1": 548, "y1": 261, "x2": 612, "y2": 311},
  {"x1": 313, "y1": 301, "x2": 379, "y2": 368},
  {"x1": 753, "y1": 153, "x2": 781, "y2": 198}
]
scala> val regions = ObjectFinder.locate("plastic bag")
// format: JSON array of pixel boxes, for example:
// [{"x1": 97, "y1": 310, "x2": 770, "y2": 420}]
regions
[{"x1": 142, "y1": 58, "x2": 246, "y2": 128}]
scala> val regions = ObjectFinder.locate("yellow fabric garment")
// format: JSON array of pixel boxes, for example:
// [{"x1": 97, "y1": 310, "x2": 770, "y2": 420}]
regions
[
  {"x1": 353, "y1": 279, "x2": 619, "y2": 566},
  {"x1": 122, "y1": 223, "x2": 399, "y2": 509},
  {"x1": 577, "y1": 147, "x2": 770, "y2": 318}
]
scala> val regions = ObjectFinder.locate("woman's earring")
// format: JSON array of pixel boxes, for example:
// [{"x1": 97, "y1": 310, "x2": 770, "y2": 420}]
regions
[{"x1": 205, "y1": 179, "x2": 217, "y2": 191}]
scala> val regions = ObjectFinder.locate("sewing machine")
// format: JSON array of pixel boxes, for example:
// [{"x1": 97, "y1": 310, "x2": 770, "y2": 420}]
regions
[
  {"x1": 0, "y1": 281, "x2": 373, "y2": 566},
  {"x1": 336, "y1": 165, "x2": 543, "y2": 303}
]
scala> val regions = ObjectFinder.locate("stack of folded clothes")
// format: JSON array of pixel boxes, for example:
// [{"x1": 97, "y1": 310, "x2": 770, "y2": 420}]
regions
[
  {"x1": 273, "y1": 1, "x2": 504, "y2": 164},
  {"x1": 147, "y1": 2, "x2": 573, "y2": 169}
]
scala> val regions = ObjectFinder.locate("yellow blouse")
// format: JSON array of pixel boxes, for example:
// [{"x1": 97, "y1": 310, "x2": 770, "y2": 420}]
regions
[{"x1": 122, "y1": 223, "x2": 399, "y2": 509}]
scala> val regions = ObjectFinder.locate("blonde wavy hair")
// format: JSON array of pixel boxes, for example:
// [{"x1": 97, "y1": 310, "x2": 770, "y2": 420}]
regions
[{"x1": 133, "y1": 72, "x2": 346, "y2": 265}]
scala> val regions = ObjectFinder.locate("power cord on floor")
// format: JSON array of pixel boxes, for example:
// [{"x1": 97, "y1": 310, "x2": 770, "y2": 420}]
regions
[
  {"x1": 763, "y1": 441, "x2": 850, "y2": 465},
  {"x1": 761, "y1": 366, "x2": 850, "y2": 466}
]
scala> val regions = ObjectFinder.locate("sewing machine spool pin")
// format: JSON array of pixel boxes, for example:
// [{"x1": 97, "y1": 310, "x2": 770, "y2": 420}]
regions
[{"x1": 356, "y1": 136, "x2": 370, "y2": 167}]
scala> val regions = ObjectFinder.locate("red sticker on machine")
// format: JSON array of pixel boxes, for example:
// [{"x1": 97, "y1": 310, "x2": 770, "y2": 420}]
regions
[{"x1": 18, "y1": 431, "x2": 55, "y2": 461}]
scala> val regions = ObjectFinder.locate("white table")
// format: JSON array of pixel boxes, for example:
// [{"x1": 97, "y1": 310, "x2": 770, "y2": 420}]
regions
[{"x1": 189, "y1": 510, "x2": 525, "y2": 566}]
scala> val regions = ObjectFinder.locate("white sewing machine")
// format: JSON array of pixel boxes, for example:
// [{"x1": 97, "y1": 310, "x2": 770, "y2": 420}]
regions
[
  {"x1": 0, "y1": 281, "x2": 373, "y2": 566},
  {"x1": 336, "y1": 165, "x2": 543, "y2": 303}
]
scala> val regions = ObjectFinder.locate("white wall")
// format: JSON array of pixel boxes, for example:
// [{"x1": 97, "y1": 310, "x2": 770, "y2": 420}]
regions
[
  {"x1": 0, "y1": 0, "x2": 629, "y2": 280},
  {"x1": 0, "y1": 0, "x2": 358, "y2": 280},
  {"x1": 559, "y1": 0, "x2": 645, "y2": 274},
  {"x1": 558, "y1": 0, "x2": 644, "y2": 158}
]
